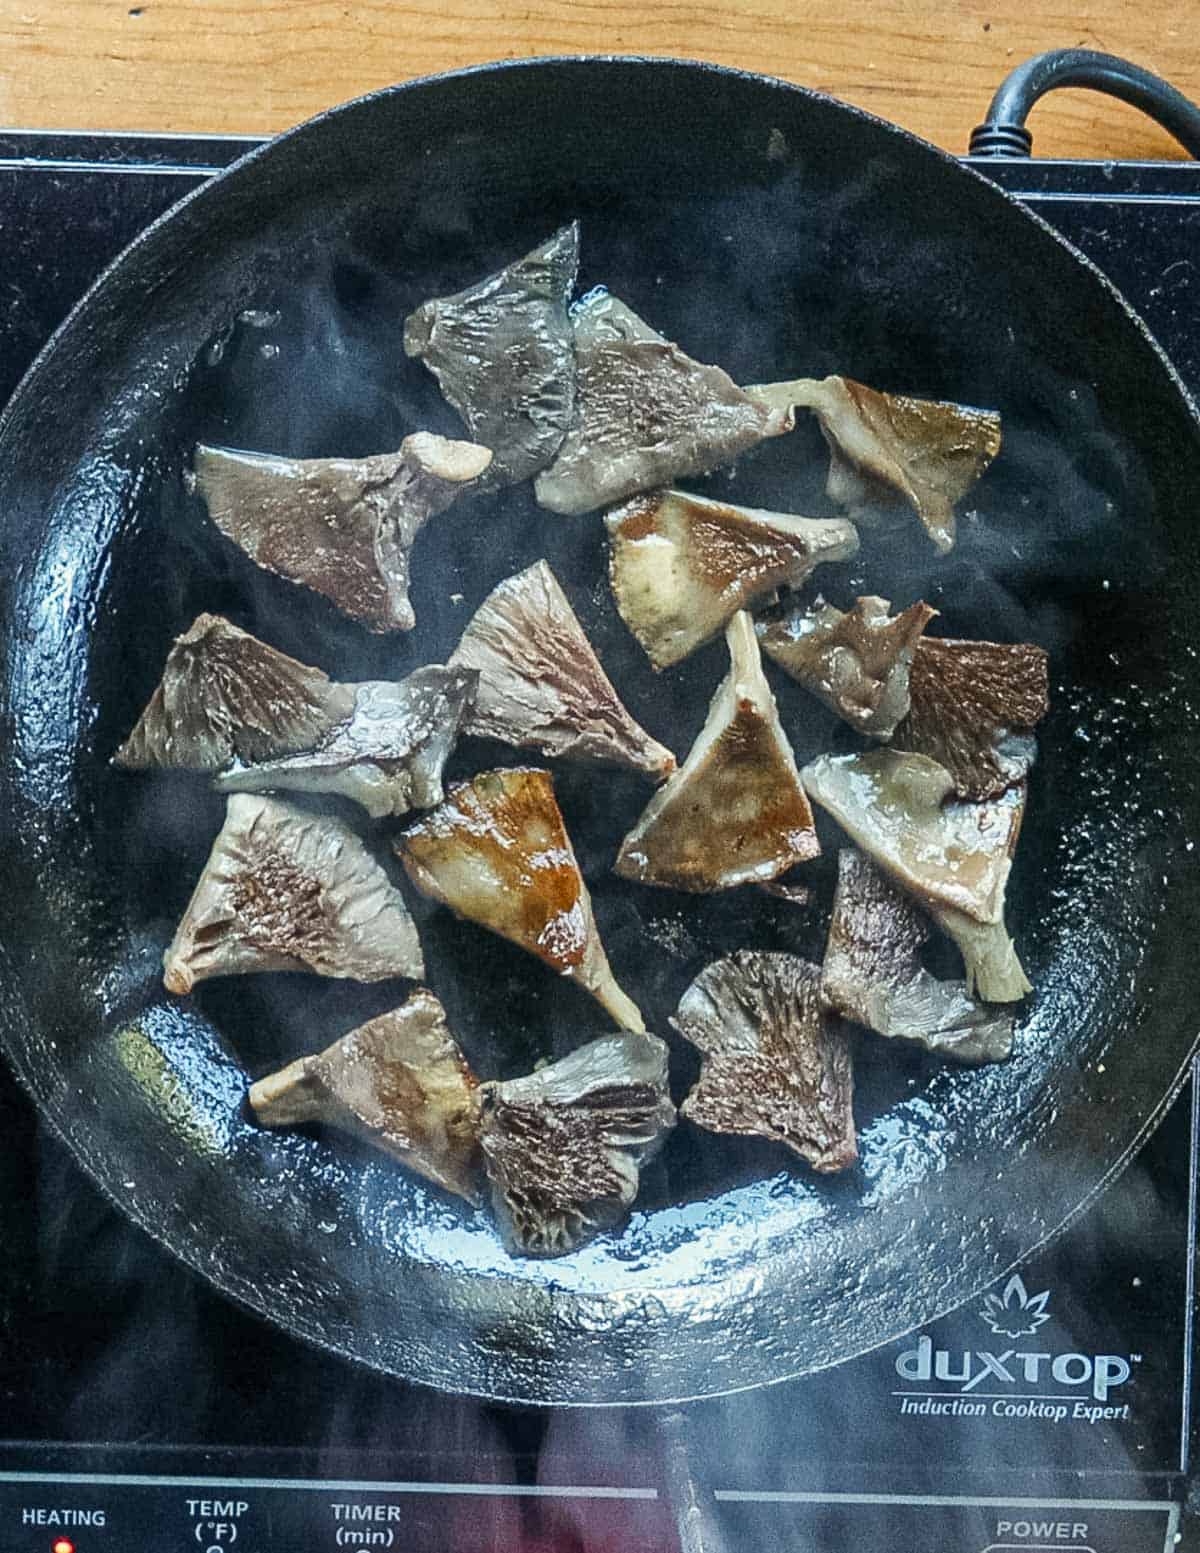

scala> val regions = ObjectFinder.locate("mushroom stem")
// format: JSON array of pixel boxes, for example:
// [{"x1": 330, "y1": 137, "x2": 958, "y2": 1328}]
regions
[
  {"x1": 248, "y1": 1058, "x2": 321, "y2": 1125},
  {"x1": 935, "y1": 906, "x2": 1034, "y2": 1002},
  {"x1": 586, "y1": 955, "x2": 647, "y2": 1034}
]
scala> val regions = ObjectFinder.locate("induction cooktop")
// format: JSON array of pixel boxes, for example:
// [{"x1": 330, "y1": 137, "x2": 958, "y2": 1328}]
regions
[{"x1": 0, "y1": 131, "x2": 1197, "y2": 1553}]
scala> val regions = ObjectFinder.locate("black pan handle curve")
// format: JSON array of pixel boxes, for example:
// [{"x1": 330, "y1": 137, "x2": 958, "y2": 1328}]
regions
[{"x1": 969, "y1": 48, "x2": 1200, "y2": 159}]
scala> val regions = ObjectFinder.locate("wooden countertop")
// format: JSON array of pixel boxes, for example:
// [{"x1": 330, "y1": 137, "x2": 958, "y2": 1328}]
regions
[{"x1": 0, "y1": 0, "x2": 1195, "y2": 161}]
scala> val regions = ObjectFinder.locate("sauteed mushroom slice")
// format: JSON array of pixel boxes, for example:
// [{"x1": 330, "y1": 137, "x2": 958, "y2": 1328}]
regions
[
  {"x1": 616, "y1": 612, "x2": 819, "y2": 892},
  {"x1": 757, "y1": 595, "x2": 936, "y2": 738},
  {"x1": 747, "y1": 375, "x2": 1000, "y2": 553},
  {"x1": 607, "y1": 488, "x2": 859, "y2": 670},
  {"x1": 801, "y1": 749, "x2": 1030, "y2": 1002},
  {"x1": 249, "y1": 989, "x2": 482, "y2": 1202},
  {"x1": 397, "y1": 767, "x2": 645, "y2": 1032},
  {"x1": 891, "y1": 636, "x2": 1050, "y2": 799},
  {"x1": 822, "y1": 849, "x2": 1014, "y2": 1064},
  {"x1": 534, "y1": 291, "x2": 791, "y2": 514},
  {"x1": 479, "y1": 1031, "x2": 675, "y2": 1257},
  {"x1": 671, "y1": 952, "x2": 856, "y2": 1172},
  {"x1": 403, "y1": 223, "x2": 579, "y2": 488},
  {"x1": 448, "y1": 560, "x2": 674, "y2": 779},
  {"x1": 216, "y1": 664, "x2": 478, "y2": 819},
  {"x1": 114, "y1": 613, "x2": 354, "y2": 770},
  {"x1": 163, "y1": 793, "x2": 424, "y2": 994},
  {"x1": 193, "y1": 432, "x2": 492, "y2": 632}
]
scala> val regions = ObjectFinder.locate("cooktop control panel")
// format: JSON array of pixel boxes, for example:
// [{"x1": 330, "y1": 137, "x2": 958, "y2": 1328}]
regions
[
  {"x1": 1, "y1": 1476, "x2": 671, "y2": 1553},
  {"x1": 0, "y1": 1478, "x2": 1181, "y2": 1553},
  {"x1": 716, "y1": 1493, "x2": 1179, "y2": 1553}
]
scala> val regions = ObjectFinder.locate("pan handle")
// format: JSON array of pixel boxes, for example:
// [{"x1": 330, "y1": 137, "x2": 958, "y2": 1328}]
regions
[{"x1": 969, "y1": 48, "x2": 1200, "y2": 159}]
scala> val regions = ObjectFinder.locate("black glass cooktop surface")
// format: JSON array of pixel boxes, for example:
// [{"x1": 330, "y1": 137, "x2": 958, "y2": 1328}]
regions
[{"x1": 0, "y1": 133, "x2": 1197, "y2": 1553}]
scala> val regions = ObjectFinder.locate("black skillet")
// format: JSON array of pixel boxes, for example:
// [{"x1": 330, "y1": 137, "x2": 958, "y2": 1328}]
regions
[{"x1": 2, "y1": 57, "x2": 1199, "y2": 1407}]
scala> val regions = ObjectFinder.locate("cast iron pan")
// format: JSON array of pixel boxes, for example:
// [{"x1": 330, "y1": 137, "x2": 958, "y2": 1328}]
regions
[{"x1": 1, "y1": 58, "x2": 1199, "y2": 1406}]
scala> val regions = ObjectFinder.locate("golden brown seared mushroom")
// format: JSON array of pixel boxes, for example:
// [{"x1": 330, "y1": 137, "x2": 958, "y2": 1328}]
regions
[
  {"x1": 822, "y1": 849, "x2": 1014, "y2": 1064},
  {"x1": 671, "y1": 951, "x2": 856, "y2": 1172},
  {"x1": 479, "y1": 1031, "x2": 675, "y2": 1257},
  {"x1": 615, "y1": 612, "x2": 819, "y2": 892},
  {"x1": 757, "y1": 595, "x2": 936, "y2": 738},
  {"x1": 163, "y1": 793, "x2": 424, "y2": 994},
  {"x1": 747, "y1": 375, "x2": 1001, "y2": 554},
  {"x1": 249, "y1": 989, "x2": 481, "y2": 1202},
  {"x1": 193, "y1": 432, "x2": 492, "y2": 633},
  {"x1": 533, "y1": 292, "x2": 791, "y2": 515},
  {"x1": 403, "y1": 224, "x2": 579, "y2": 488},
  {"x1": 448, "y1": 560, "x2": 674, "y2": 779},
  {"x1": 397, "y1": 767, "x2": 645, "y2": 1032},
  {"x1": 890, "y1": 636, "x2": 1049, "y2": 799},
  {"x1": 114, "y1": 613, "x2": 354, "y2": 770},
  {"x1": 215, "y1": 664, "x2": 478, "y2": 820},
  {"x1": 606, "y1": 488, "x2": 859, "y2": 671},
  {"x1": 801, "y1": 749, "x2": 1031, "y2": 1002}
]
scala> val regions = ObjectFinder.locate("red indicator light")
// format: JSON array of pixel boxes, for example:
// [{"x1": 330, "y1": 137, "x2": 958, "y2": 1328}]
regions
[{"x1": 52, "y1": 1541, "x2": 75, "y2": 1553}]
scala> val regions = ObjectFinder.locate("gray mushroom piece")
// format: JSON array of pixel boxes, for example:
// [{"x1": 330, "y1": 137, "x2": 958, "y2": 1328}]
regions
[
  {"x1": 397, "y1": 767, "x2": 645, "y2": 1032},
  {"x1": 616, "y1": 612, "x2": 819, "y2": 892},
  {"x1": 249, "y1": 989, "x2": 482, "y2": 1203},
  {"x1": 822, "y1": 849, "x2": 1014, "y2": 1064},
  {"x1": 606, "y1": 487, "x2": 859, "y2": 670},
  {"x1": 479, "y1": 1031, "x2": 676, "y2": 1257},
  {"x1": 216, "y1": 664, "x2": 479, "y2": 819},
  {"x1": 114, "y1": 613, "x2": 354, "y2": 770},
  {"x1": 891, "y1": 635, "x2": 1050, "y2": 799},
  {"x1": 801, "y1": 749, "x2": 1031, "y2": 1003},
  {"x1": 448, "y1": 559, "x2": 675, "y2": 778},
  {"x1": 757, "y1": 594, "x2": 936, "y2": 738},
  {"x1": 403, "y1": 224, "x2": 579, "y2": 488},
  {"x1": 671, "y1": 951, "x2": 857, "y2": 1172},
  {"x1": 193, "y1": 431, "x2": 492, "y2": 632},
  {"x1": 747, "y1": 374, "x2": 1001, "y2": 553},
  {"x1": 163, "y1": 793, "x2": 425, "y2": 994},
  {"x1": 534, "y1": 291, "x2": 792, "y2": 514}
]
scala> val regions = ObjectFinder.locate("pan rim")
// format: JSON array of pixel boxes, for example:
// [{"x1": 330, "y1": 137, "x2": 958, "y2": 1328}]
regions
[{"x1": 5, "y1": 54, "x2": 1199, "y2": 443}]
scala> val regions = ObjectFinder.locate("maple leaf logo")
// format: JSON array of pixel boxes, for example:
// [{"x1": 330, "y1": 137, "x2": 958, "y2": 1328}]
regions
[{"x1": 979, "y1": 1275, "x2": 1052, "y2": 1339}]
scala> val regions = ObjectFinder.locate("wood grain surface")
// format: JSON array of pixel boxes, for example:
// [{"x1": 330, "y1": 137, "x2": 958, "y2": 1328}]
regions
[{"x1": 0, "y1": 0, "x2": 1195, "y2": 160}]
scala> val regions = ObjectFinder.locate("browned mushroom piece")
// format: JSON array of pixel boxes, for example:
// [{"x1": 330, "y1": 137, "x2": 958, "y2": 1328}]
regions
[
  {"x1": 397, "y1": 767, "x2": 645, "y2": 1032},
  {"x1": 606, "y1": 488, "x2": 859, "y2": 671},
  {"x1": 248, "y1": 989, "x2": 482, "y2": 1202},
  {"x1": 747, "y1": 375, "x2": 1001, "y2": 553},
  {"x1": 193, "y1": 432, "x2": 492, "y2": 633},
  {"x1": 533, "y1": 292, "x2": 792, "y2": 515},
  {"x1": 163, "y1": 793, "x2": 424, "y2": 994},
  {"x1": 822, "y1": 849, "x2": 1014, "y2": 1064},
  {"x1": 479, "y1": 1031, "x2": 675, "y2": 1257},
  {"x1": 671, "y1": 951, "x2": 856, "y2": 1172},
  {"x1": 216, "y1": 664, "x2": 478, "y2": 820},
  {"x1": 448, "y1": 559, "x2": 674, "y2": 779},
  {"x1": 615, "y1": 612, "x2": 819, "y2": 892},
  {"x1": 801, "y1": 749, "x2": 1031, "y2": 1002},
  {"x1": 890, "y1": 636, "x2": 1050, "y2": 799},
  {"x1": 114, "y1": 613, "x2": 354, "y2": 770},
  {"x1": 757, "y1": 595, "x2": 937, "y2": 738},
  {"x1": 403, "y1": 224, "x2": 579, "y2": 489}
]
